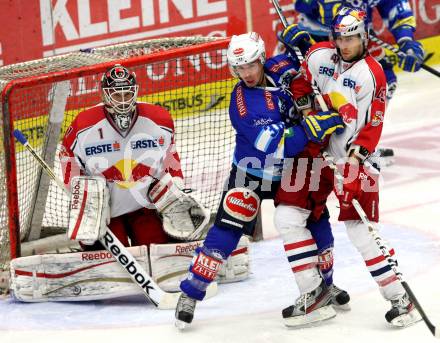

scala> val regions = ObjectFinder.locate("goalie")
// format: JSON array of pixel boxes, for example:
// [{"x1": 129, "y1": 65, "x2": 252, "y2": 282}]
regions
[
  {"x1": 60, "y1": 63, "x2": 206, "y2": 247},
  {"x1": 9, "y1": 64, "x2": 250, "y2": 302}
]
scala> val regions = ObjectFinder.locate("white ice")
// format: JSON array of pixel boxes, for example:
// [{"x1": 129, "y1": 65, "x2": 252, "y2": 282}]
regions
[{"x1": 1, "y1": 67, "x2": 440, "y2": 343}]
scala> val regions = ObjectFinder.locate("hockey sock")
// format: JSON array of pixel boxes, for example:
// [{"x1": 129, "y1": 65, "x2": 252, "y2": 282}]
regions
[{"x1": 180, "y1": 225, "x2": 242, "y2": 300}]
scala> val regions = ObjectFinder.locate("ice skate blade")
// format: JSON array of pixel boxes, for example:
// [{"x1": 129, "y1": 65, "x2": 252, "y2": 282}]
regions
[
  {"x1": 175, "y1": 319, "x2": 190, "y2": 330},
  {"x1": 158, "y1": 282, "x2": 217, "y2": 310},
  {"x1": 284, "y1": 305, "x2": 336, "y2": 328},
  {"x1": 333, "y1": 302, "x2": 351, "y2": 311},
  {"x1": 389, "y1": 310, "x2": 422, "y2": 328}
]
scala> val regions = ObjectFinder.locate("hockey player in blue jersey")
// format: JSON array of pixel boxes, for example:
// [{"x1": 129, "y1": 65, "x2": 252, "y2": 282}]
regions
[
  {"x1": 291, "y1": 0, "x2": 425, "y2": 101},
  {"x1": 174, "y1": 32, "x2": 348, "y2": 329}
]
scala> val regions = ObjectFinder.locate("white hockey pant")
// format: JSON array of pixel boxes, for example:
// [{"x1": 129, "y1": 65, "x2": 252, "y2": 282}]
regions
[{"x1": 274, "y1": 205, "x2": 321, "y2": 294}]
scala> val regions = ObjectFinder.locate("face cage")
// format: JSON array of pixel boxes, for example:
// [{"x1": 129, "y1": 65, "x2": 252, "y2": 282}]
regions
[{"x1": 102, "y1": 85, "x2": 139, "y2": 115}]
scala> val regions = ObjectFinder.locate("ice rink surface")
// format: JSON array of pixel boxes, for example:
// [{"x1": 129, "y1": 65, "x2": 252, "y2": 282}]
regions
[{"x1": 1, "y1": 67, "x2": 440, "y2": 343}]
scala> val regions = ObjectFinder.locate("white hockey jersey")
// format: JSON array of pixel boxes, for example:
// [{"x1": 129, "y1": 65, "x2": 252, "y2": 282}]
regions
[
  {"x1": 294, "y1": 41, "x2": 387, "y2": 160},
  {"x1": 60, "y1": 102, "x2": 183, "y2": 218}
]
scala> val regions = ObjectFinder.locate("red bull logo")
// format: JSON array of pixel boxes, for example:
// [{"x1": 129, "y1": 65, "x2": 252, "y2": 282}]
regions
[
  {"x1": 233, "y1": 47, "x2": 244, "y2": 56},
  {"x1": 339, "y1": 103, "x2": 358, "y2": 123},
  {"x1": 101, "y1": 159, "x2": 154, "y2": 189}
]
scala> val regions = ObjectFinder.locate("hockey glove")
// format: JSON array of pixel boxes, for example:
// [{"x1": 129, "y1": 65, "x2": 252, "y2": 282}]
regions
[
  {"x1": 397, "y1": 39, "x2": 425, "y2": 72},
  {"x1": 278, "y1": 24, "x2": 316, "y2": 56},
  {"x1": 317, "y1": 0, "x2": 343, "y2": 27},
  {"x1": 334, "y1": 162, "x2": 376, "y2": 208},
  {"x1": 301, "y1": 110, "x2": 344, "y2": 143}
]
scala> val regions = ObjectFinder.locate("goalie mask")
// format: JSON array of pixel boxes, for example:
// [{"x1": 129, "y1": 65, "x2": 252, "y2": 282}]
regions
[
  {"x1": 101, "y1": 64, "x2": 139, "y2": 135},
  {"x1": 226, "y1": 32, "x2": 266, "y2": 78}
]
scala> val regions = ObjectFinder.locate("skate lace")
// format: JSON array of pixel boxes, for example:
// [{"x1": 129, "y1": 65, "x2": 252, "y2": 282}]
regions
[
  {"x1": 329, "y1": 284, "x2": 341, "y2": 296},
  {"x1": 179, "y1": 295, "x2": 196, "y2": 313},
  {"x1": 391, "y1": 294, "x2": 410, "y2": 310},
  {"x1": 296, "y1": 293, "x2": 313, "y2": 312}
]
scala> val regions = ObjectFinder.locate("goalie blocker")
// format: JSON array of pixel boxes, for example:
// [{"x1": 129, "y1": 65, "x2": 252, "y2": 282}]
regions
[{"x1": 9, "y1": 237, "x2": 249, "y2": 302}]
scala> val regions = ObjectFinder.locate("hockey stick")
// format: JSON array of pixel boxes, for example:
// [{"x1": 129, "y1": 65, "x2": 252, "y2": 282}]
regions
[
  {"x1": 323, "y1": 152, "x2": 439, "y2": 338},
  {"x1": 13, "y1": 129, "x2": 216, "y2": 310},
  {"x1": 368, "y1": 34, "x2": 440, "y2": 78},
  {"x1": 271, "y1": 0, "x2": 439, "y2": 337},
  {"x1": 270, "y1": 0, "x2": 328, "y2": 110}
]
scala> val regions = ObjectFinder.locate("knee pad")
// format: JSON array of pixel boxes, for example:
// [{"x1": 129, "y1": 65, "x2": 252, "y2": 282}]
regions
[{"x1": 274, "y1": 205, "x2": 311, "y2": 239}]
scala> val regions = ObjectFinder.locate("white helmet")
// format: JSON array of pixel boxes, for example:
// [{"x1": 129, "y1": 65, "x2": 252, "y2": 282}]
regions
[
  {"x1": 331, "y1": 7, "x2": 368, "y2": 43},
  {"x1": 227, "y1": 32, "x2": 266, "y2": 77}
]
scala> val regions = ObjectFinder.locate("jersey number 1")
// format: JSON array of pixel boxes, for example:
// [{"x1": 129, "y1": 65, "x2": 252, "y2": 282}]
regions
[{"x1": 98, "y1": 128, "x2": 104, "y2": 139}]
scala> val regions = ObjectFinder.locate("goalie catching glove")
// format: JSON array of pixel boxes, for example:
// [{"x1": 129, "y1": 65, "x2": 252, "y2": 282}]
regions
[
  {"x1": 67, "y1": 176, "x2": 110, "y2": 245},
  {"x1": 148, "y1": 173, "x2": 210, "y2": 240}
]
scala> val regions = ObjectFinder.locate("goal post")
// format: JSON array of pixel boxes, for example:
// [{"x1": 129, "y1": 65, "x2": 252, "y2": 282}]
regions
[{"x1": 0, "y1": 37, "x2": 241, "y2": 271}]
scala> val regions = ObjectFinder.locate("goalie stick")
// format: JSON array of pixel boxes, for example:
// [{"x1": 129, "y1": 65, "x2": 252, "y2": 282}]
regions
[
  {"x1": 271, "y1": 0, "x2": 439, "y2": 337},
  {"x1": 13, "y1": 128, "x2": 216, "y2": 310}
]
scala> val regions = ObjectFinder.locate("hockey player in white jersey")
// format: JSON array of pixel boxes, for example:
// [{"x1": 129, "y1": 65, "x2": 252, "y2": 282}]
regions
[
  {"x1": 174, "y1": 32, "x2": 348, "y2": 329},
  {"x1": 275, "y1": 7, "x2": 422, "y2": 328}
]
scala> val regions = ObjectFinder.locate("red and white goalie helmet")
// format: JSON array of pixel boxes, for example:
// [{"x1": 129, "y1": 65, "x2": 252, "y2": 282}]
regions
[
  {"x1": 101, "y1": 64, "x2": 139, "y2": 133},
  {"x1": 227, "y1": 32, "x2": 266, "y2": 77}
]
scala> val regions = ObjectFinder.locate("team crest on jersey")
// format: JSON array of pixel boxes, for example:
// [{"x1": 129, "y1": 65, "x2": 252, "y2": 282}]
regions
[
  {"x1": 371, "y1": 110, "x2": 384, "y2": 126},
  {"x1": 112, "y1": 141, "x2": 121, "y2": 151},
  {"x1": 339, "y1": 102, "x2": 358, "y2": 123},
  {"x1": 223, "y1": 188, "x2": 259, "y2": 222}
]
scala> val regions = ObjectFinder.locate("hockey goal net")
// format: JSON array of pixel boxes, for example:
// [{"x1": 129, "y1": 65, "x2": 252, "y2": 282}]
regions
[{"x1": 0, "y1": 36, "x2": 235, "y2": 274}]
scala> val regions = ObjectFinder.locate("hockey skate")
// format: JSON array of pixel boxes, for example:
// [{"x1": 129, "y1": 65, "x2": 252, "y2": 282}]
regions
[
  {"x1": 175, "y1": 293, "x2": 197, "y2": 330},
  {"x1": 282, "y1": 280, "x2": 336, "y2": 328},
  {"x1": 385, "y1": 293, "x2": 422, "y2": 328},
  {"x1": 330, "y1": 284, "x2": 351, "y2": 311}
]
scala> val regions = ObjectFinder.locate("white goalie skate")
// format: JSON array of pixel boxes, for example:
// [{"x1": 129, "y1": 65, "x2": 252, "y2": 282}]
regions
[{"x1": 282, "y1": 280, "x2": 336, "y2": 328}]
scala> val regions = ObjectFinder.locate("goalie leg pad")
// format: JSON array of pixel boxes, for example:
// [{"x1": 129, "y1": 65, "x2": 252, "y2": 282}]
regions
[
  {"x1": 150, "y1": 235, "x2": 249, "y2": 292},
  {"x1": 68, "y1": 176, "x2": 110, "y2": 245},
  {"x1": 9, "y1": 246, "x2": 150, "y2": 302},
  {"x1": 216, "y1": 235, "x2": 250, "y2": 283}
]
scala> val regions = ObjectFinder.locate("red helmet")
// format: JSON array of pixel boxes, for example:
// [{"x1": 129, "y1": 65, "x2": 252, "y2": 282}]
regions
[{"x1": 101, "y1": 64, "x2": 139, "y2": 133}]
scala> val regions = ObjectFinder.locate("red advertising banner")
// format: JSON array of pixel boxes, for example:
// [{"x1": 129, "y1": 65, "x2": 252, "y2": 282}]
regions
[{"x1": 0, "y1": 0, "x2": 439, "y2": 66}]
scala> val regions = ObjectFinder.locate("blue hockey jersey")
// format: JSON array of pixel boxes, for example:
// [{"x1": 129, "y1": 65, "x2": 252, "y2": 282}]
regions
[
  {"x1": 229, "y1": 54, "x2": 308, "y2": 181},
  {"x1": 295, "y1": 0, "x2": 416, "y2": 42}
]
